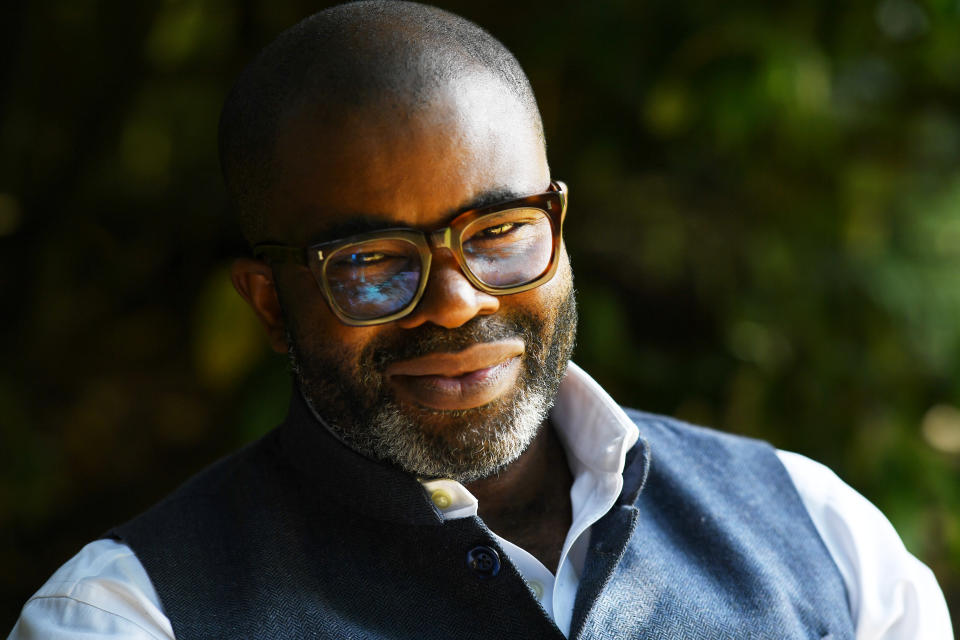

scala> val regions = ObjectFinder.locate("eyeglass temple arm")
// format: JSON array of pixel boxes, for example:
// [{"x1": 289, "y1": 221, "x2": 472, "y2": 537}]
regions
[{"x1": 253, "y1": 244, "x2": 308, "y2": 266}]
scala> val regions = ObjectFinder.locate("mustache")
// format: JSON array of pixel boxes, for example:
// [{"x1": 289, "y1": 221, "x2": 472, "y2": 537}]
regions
[{"x1": 363, "y1": 314, "x2": 531, "y2": 372}]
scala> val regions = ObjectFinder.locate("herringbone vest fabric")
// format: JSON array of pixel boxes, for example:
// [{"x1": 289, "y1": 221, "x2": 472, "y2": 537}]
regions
[{"x1": 109, "y1": 393, "x2": 854, "y2": 639}]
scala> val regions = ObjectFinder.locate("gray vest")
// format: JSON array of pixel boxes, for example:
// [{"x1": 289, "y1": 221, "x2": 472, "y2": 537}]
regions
[{"x1": 109, "y1": 392, "x2": 854, "y2": 639}]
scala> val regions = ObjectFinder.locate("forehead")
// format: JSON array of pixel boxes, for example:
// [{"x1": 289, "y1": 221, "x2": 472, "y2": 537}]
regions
[{"x1": 268, "y1": 74, "x2": 549, "y2": 243}]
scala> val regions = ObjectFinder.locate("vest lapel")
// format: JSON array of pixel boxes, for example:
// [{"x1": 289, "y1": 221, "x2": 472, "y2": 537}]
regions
[{"x1": 569, "y1": 437, "x2": 650, "y2": 638}]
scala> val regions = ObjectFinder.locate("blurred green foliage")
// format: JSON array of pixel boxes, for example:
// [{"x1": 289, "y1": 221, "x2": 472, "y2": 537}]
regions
[{"x1": 1, "y1": 0, "x2": 958, "y2": 631}]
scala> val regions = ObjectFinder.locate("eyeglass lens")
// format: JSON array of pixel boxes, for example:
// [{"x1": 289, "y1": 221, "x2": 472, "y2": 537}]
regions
[
  {"x1": 323, "y1": 206, "x2": 554, "y2": 320},
  {"x1": 460, "y1": 207, "x2": 553, "y2": 287},
  {"x1": 325, "y1": 237, "x2": 424, "y2": 320}
]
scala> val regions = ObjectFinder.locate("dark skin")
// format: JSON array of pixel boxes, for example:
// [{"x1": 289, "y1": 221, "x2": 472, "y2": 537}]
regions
[
  {"x1": 466, "y1": 420, "x2": 574, "y2": 571},
  {"x1": 232, "y1": 75, "x2": 574, "y2": 570}
]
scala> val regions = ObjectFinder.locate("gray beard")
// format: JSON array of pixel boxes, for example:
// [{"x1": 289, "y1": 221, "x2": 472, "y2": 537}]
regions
[{"x1": 285, "y1": 287, "x2": 577, "y2": 482}]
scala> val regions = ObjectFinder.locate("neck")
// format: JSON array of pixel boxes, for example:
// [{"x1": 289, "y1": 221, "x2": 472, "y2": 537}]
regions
[{"x1": 465, "y1": 420, "x2": 573, "y2": 570}]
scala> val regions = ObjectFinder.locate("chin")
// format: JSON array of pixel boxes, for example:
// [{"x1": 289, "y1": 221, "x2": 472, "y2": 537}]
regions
[{"x1": 361, "y1": 380, "x2": 552, "y2": 481}]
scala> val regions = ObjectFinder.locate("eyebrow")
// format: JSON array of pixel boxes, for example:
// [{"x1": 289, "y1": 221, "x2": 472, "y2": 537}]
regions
[{"x1": 305, "y1": 187, "x2": 527, "y2": 244}]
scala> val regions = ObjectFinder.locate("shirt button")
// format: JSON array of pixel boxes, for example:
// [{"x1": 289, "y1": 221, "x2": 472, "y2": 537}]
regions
[
  {"x1": 466, "y1": 545, "x2": 501, "y2": 578},
  {"x1": 431, "y1": 489, "x2": 452, "y2": 509},
  {"x1": 526, "y1": 579, "x2": 544, "y2": 600}
]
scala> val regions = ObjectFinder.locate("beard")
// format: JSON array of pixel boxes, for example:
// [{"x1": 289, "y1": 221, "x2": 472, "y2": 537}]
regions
[{"x1": 284, "y1": 285, "x2": 577, "y2": 483}]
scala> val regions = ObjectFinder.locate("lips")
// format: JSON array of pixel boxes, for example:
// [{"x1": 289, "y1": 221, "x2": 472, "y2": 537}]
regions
[{"x1": 385, "y1": 339, "x2": 524, "y2": 410}]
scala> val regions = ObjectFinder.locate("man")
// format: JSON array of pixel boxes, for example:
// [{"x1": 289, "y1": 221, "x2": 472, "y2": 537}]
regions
[{"x1": 10, "y1": 2, "x2": 952, "y2": 638}]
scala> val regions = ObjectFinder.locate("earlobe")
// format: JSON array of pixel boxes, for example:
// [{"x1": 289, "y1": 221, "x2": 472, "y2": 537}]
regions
[{"x1": 231, "y1": 258, "x2": 289, "y2": 353}]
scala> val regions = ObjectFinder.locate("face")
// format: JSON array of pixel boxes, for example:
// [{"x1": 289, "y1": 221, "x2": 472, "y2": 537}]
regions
[{"x1": 250, "y1": 74, "x2": 576, "y2": 482}]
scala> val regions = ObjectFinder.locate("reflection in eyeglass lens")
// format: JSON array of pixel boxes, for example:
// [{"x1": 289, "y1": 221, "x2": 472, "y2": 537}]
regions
[{"x1": 326, "y1": 238, "x2": 423, "y2": 319}]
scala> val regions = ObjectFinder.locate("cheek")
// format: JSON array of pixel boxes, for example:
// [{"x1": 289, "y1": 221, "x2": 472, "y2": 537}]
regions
[
  {"x1": 276, "y1": 269, "x2": 383, "y2": 362},
  {"x1": 502, "y1": 247, "x2": 573, "y2": 334},
  {"x1": 528, "y1": 247, "x2": 573, "y2": 311},
  {"x1": 554, "y1": 246, "x2": 573, "y2": 292},
  {"x1": 541, "y1": 250, "x2": 576, "y2": 335}
]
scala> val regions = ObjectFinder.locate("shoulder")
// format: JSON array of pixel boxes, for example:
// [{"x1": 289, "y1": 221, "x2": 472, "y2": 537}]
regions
[
  {"x1": 775, "y1": 450, "x2": 954, "y2": 639},
  {"x1": 10, "y1": 539, "x2": 174, "y2": 639},
  {"x1": 115, "y1": 430, "x2": 285, "y2": 537},
  {"x1": 620, "y1": 409, "x2": 954, "y2": 638}
]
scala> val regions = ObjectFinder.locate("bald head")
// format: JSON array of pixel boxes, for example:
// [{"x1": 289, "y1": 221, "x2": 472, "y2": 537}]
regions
[{"x1": 219, "y1": 1, "x2": 544, "y2": 245}]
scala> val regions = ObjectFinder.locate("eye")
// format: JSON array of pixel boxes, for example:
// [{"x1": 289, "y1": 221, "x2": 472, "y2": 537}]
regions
[
  {"x1": 480, "y1": 222, "x2": 520, "y2": 237},
  {"x1": 347, "y1": 251, "x2": 386, "y2": 265}
]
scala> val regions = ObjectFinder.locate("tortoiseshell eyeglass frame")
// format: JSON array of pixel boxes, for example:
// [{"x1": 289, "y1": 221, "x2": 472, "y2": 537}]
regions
[{"x1": 253, "y1": 180, "x2": 568, "y2": 326}]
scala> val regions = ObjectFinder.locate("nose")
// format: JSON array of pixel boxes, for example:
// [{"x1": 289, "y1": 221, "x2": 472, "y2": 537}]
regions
[{"x1": 395, "y1": 251, "x2": 500, "y2": 329}]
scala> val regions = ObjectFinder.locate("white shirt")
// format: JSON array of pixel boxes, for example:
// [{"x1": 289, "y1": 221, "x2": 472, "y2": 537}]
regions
[{"x1": 9, "y1": 363, "x2": 953, "y2": 639}]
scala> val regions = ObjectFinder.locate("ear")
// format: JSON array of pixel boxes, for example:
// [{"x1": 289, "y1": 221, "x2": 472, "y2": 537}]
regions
[{"x1": 231, "y1": 258, "x2": 289, "y2": 354}]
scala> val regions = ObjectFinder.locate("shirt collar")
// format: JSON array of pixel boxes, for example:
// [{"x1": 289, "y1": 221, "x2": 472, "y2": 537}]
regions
[{"x1": 551, "y1": 361, "x2": 639, "y2": 478}]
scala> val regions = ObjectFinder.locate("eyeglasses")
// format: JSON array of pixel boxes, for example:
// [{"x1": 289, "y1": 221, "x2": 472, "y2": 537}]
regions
[{"x1": 253, "y1": 181, "x2": 568, "y2": 326}]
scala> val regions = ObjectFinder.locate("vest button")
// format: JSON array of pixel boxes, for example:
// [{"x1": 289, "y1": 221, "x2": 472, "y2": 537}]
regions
[{"x1": 466, "y1": 545, "x2": 500, "y2": 578}]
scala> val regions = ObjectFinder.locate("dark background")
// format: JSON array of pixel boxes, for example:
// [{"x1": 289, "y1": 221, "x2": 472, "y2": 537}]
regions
[{"x1": 2, "y1": 0, "x2": 958, "y2": 632}]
